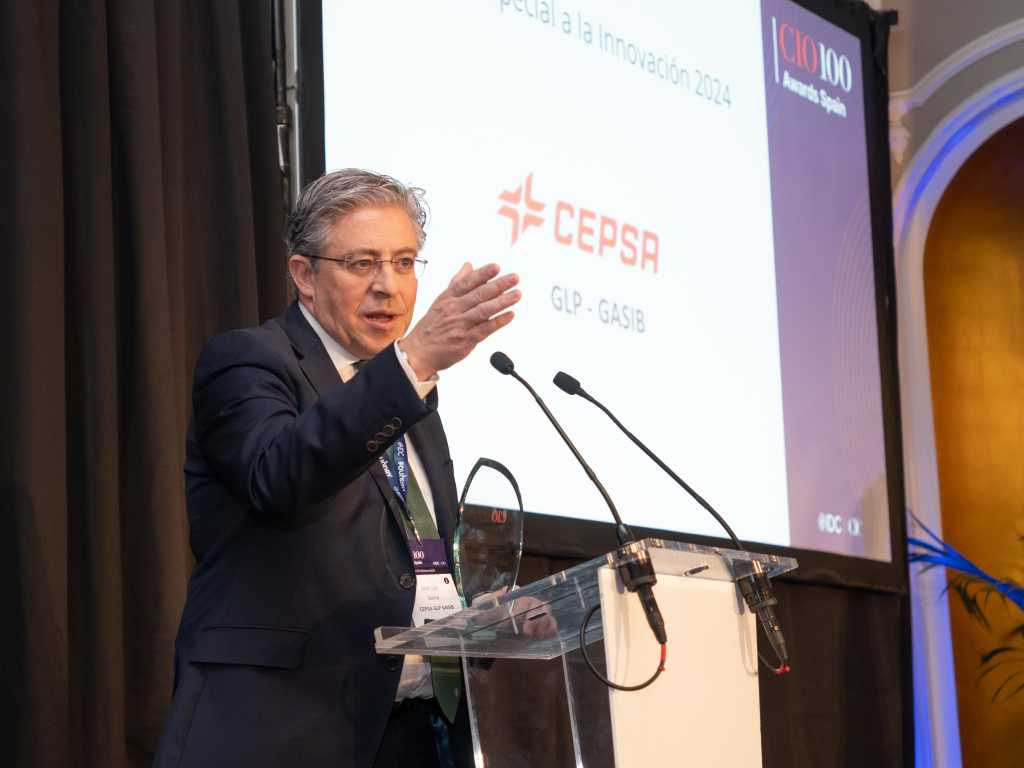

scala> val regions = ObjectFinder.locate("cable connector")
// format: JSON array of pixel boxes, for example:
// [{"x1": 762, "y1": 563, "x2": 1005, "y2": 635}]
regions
[
  {"x1": 738, "y1": 562, "x2": 789, "y2": 671},
  {"x1": 617, "y1": 549, "x2": 667, "y2": 645}
]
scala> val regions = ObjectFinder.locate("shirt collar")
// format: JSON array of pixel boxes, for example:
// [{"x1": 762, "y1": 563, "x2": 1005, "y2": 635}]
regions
[{"x1": 298, "y1": 301, "x2": 361, "y2": 378}]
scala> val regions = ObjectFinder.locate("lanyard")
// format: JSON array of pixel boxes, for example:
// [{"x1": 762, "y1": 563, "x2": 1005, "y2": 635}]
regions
[
  {"x1": 378, "y1": 436, "x2": 409, "y2": 501},
  {"x1": 378, "y1": 439, "x2": 454, "y2": 580},
  {"x1": 378, "y1": 437, "x2": 426, "y2": 546}
]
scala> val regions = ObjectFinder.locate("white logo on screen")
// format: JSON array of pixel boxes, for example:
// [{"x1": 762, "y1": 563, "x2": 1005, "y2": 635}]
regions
[{"x1": 770, "y1": 16, "x2": 853, "y2": 93}]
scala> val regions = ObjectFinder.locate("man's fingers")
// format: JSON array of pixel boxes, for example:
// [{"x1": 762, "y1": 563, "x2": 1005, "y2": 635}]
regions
[
  {"x1": 447, "y1": 262, "x2": 473, "y2": 290},
  {"x1": 458, "y1": 272, "x2": 519, "y2": 312},
  {"x1": 471, "y1": 289, "x2": 521, "y2": 323},
  {"x1": 449, "y1": 263, "x2": 501, "y2": 297},
  {"x1": 469, "y1": 310, "x2": 515, "y2": 343}
]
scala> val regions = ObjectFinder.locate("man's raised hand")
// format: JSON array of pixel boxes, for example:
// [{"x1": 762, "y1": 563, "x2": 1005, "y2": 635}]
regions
[{"x1": 400, "y1": 263, "x2": 521, "y2": 380}]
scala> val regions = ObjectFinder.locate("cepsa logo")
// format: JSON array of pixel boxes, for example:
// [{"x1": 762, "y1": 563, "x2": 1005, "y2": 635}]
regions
[
  {"x1": 771, "y1": 17, "x2": 853, "y2": 92},
  {"x1": 497, "y1": 173, "x2": 659, "y2": 274}
]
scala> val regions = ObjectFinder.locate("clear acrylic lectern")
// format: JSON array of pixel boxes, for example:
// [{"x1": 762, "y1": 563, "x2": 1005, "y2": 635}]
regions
[{"x1": 375, "y1": 538, "x2": 797, "y2": 768}]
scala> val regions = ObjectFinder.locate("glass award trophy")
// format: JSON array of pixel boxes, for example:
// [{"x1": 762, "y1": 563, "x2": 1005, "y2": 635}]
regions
[{"x1": 452, "y1": 457, "x2": 524, "y2": 605}]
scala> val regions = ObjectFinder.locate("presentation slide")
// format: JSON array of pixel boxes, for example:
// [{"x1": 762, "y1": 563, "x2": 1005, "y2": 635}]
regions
[{"x1": 321, "y1": 0, "x2": 892, "y2": 561}]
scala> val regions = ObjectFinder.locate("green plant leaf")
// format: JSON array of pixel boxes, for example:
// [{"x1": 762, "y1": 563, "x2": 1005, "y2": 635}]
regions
[
  {"x1": 1007, "y1": 680, "x2": 1024, "y2": 700},
  {"x1": 949, "y1": 577, "x2": 994, "y2": 630},
  {"x1": 990, "y1": 670, "x2": 1024, "y2": 702},
  {"x1": 909, "y1": 516, "x2": 1024, "y2": 613},
  {"x1": 980, "y1": 662, "x2": 1005, "y2": 682},
  {"x1": 980, "y1": 646, "x2": 1022, "y2": 665}
]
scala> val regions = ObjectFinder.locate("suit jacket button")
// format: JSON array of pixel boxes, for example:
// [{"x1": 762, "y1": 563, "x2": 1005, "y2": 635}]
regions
[
  {"x1": 386, "y1": 655, "x2": 401, "y2": 671},
  {"x1": 399, "y1": 573, "x2": 415, "y2": 589},
  {"x1": 391, "y1": 417, "x2": 402, "y2": 429},
  {"x1": 366, "y1": 440, "x2": 379, "y2": 452},
  {"x1": 382, "y1": 424, "x2": 395, "y2": 437}
]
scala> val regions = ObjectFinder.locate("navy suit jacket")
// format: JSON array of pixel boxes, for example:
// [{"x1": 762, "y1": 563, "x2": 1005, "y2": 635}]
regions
[{"x1": 154, "y1": 302, "x2": 459, "y2": 767}]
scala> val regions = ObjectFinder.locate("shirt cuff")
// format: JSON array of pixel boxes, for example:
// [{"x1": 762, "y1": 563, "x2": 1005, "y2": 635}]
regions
[{"x1": 394, "y1": 340, "x2": 438, "y2": 399}]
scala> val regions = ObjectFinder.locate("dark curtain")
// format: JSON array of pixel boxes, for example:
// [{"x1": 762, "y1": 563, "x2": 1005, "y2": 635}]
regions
[
  {"x1": 758, "y1": 581, "x2": 910, "y2": 767},
  {"x1": 2, "y1": 2, "x2": 287, "y2": 765}
]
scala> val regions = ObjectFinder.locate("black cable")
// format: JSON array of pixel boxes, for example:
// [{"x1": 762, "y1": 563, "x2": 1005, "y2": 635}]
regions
[
  {"x1": 757, "y1": 649, "x2": 790, "y2": 675},
  {"x1": 578, "y1": 604, "x2": 666, "y2": 692}
]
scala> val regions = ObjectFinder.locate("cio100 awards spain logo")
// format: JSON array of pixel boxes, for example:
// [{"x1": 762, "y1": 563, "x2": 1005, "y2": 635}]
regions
[{"x1": 769, "y1": 14, "x2": 854, "y2": 118}]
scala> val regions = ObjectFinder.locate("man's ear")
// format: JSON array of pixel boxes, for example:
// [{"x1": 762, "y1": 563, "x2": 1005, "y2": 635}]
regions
[{"x1": 288, "y1": 255, "x2": 316, "y2": 302}]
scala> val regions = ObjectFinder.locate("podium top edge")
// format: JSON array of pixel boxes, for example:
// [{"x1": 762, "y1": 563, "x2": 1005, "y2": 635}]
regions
[
  {"x1": 466, "y1": 537, "x2": 798, "y2": 610},
  {"x1": 627, "y1": 537, "x2": 798, "y2": 567}
]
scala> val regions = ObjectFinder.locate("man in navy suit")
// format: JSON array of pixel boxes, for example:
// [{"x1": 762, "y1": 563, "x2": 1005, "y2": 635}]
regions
[{"x1": 153, "y1": 169, "x2": 521, "y2": 768}]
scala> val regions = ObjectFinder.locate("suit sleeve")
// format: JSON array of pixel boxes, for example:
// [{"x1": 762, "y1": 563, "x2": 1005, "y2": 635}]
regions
[{"x1": 191, "y1": 328, "x2": 432, "y2": 522}]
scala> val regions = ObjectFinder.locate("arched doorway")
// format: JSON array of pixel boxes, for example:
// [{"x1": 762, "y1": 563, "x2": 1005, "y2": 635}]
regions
[
  {"x1": 891, "y1": 65, "x2": 1024, "y2": 767},
  {"x1": 922, "y1": 116, "x2": 1024, "y2": 766}
]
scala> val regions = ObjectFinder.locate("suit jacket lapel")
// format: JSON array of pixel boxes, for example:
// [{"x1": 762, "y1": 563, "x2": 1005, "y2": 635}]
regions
[
  {"x1": 368, "y1": 461, "x2": 413, "y2": 542},
  {"x1": 277, "y1": 301, "x2": 342, "y2": 397}
]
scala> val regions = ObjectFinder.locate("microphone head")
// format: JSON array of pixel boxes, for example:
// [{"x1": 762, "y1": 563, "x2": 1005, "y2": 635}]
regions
[
  {"x1": 490, "y1": 351, "x2": 515, "y2": 375},
  {"x1": 553, "y1": 371, "x2": 581, "y2": 396}
]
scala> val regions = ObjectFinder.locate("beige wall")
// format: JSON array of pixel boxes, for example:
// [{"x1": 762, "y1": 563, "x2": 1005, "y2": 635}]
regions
[
  {"x1": 882, "y1": 0, "x2": 1024, "y2": 174},
  {"x1": 898, "y1": 38, "x2": 1024, "y2": 167},
  {"x1": 886, "y1": 0, "x2": 1024, "y2": 90}
]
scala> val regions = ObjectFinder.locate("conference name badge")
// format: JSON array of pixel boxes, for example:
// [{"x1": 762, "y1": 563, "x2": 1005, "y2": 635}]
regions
[
  {"x1": 410, "y1": 538, "x2": 463, "y2": 627},
  {"x1": 412, "y1": 572, "x2": 462, "y2": 627}
]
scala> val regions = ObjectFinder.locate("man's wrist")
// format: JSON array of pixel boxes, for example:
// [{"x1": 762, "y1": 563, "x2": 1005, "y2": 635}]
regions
[{"x1": 396, "y1": 338, "x2": 437, "y2": 383}]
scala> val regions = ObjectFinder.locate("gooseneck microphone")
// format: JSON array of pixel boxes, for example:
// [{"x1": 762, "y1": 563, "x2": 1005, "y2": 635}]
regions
[
  {"x1": 553, "y1": 369, "x2": 790, "y2": 672},
  {"x1": 490, "y1": 352, "x2": 667, "y2": 651},
  {"x1": 553, "y1": 372, "x2": 742, "y2": 549},
  {"x1": 491, "y1": 353, "x2": 633, "y2": 546}
]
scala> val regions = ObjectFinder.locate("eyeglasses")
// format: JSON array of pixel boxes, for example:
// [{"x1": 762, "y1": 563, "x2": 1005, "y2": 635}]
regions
[{"x1": 305, "y1": 254, "x2": 428, "y2": 279}]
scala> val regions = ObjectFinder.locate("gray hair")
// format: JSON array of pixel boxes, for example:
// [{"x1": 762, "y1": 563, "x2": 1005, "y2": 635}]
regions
[{"x1": 285, "y1": 168, "x2": 429, "y2": 261}]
